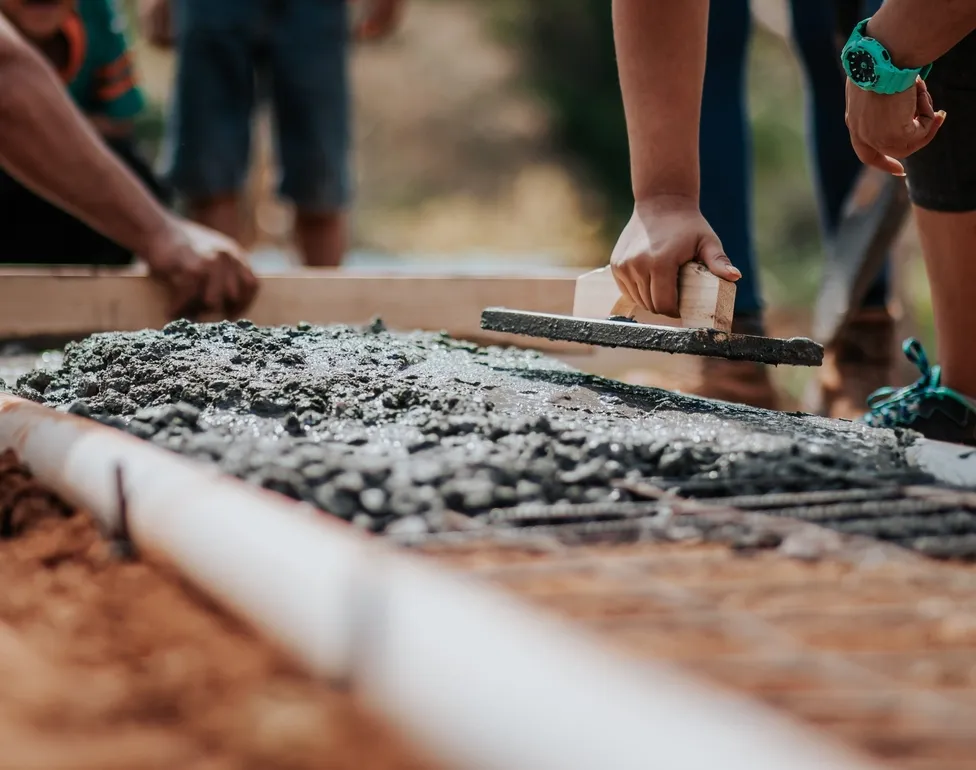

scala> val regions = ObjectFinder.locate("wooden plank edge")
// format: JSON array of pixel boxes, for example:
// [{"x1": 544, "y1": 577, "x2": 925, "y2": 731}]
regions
[{"x1": 0, "y1": 271, "x2": 595, "y2": 356}]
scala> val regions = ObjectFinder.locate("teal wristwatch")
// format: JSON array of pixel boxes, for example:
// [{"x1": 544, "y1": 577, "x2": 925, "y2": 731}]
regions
[{"x1": 841, "y1": 18, "x2": 932, "y2": 94}]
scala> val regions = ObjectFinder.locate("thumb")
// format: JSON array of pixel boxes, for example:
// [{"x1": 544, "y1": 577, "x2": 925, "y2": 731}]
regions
[{"x1": 698, "y1": 234, "x2": 741, "y2": 281}]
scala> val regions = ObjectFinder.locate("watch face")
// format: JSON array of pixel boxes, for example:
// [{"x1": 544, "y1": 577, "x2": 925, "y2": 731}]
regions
[{"x1": 846, "y1": 48, "x2": 879, "y2": 85}]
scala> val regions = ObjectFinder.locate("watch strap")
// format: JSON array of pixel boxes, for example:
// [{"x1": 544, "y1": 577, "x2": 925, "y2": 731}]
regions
[{"x1": 844, "y1": 18, "x2": 932, "y2": 95}]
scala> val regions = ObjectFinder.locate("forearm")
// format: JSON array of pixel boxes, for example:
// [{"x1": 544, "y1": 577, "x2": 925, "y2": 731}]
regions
[
  {"x1": 611, "y1": 0, "x2": 709, "y2": 203},
  {"x1": 0, "y1": 17, "x2": 171, "y2": 255},
  {"x1": 867, "y1": 0, "x2": 976, "y2": 69}
]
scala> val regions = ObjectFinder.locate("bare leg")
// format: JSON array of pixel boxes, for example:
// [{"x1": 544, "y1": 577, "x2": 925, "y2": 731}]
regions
[
  {"x1": 913, "y1": 206, "x2": 976, "y2": 397},
  {"x1": 295, "y1": 208, "x2": 346, "y2": 267},
  {"x1": 189, "y1": 196, "x2": 243, "y2": 242}
]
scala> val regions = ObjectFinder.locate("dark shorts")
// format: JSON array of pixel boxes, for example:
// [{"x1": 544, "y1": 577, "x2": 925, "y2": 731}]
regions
[
  {"x1": 0, "y1": 139, "x2": 170, "y2": 266},
  {"x1": 161, "y1": 0, "x2": 351, "y2": 212},
  {"x1": 903, "y1": 31, "x2": 976, "y2": 212}
]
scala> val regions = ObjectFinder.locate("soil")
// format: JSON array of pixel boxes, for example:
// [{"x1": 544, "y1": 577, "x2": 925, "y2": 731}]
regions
[
  {"x1": 9, "y1": 321, "x2": 923, "y2": 538},
  {"x1": 0, "y1": 451, "x2": 440, "y2": 770},
  {"x1": 420, "y1": 538, "x2": 976, "y2": 769}
]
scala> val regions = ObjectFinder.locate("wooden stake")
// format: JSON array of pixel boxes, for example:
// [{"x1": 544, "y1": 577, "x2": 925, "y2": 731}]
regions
[{"x1": 572, "y1": 262, "x2": 735, "y2": 332}]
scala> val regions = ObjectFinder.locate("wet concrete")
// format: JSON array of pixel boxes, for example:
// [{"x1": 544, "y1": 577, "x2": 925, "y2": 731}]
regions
[
  {"x1": 481, "y1": 309, "x2": 824, "y2": 366},
  {"x1": 8, "y1": 320, "x2": 920, "y2": 535}
]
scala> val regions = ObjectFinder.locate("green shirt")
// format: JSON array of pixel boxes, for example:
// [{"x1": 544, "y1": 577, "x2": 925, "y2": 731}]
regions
[{"x1": 59, "y1": 0, "x2": 145, "y2": 120}]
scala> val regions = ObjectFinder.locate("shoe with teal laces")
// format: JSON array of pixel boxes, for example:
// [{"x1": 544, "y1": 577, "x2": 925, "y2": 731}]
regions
[{"x1": 861, "y1": 338, "x2": 976, "y2": 447}]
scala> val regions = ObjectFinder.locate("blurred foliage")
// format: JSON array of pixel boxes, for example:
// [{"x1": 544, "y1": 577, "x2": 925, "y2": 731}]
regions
[{"x1": 492, "y1": 0, "x2": 632, "y2": 232}]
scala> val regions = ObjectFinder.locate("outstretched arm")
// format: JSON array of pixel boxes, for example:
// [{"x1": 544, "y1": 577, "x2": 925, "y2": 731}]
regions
[
  {"x1": 610, "y1": 0, "x2": 740, "y2": 317},
  {"x1": 0, "y1": 14, "x2": 257, "y2": 317},
  {"x1": 0, "y1": 13, "x2": 170, "y2": 256}
]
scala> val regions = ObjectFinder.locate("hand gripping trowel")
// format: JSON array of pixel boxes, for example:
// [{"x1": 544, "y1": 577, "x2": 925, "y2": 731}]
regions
[{"x1": 481, "y1": 261, "x2": 824, "y2": 367}]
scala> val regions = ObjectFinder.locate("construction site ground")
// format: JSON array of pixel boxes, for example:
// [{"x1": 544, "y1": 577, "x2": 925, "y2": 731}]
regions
[
  {"x1": 418, "y1": 535, "x2": 976, "y2": 769},
  {"x1": 0, "y1": 452, "x2": 440, "y2": 770},
  {"x1": 2, "y1": 321, "x2": 976, "y2": 768}
]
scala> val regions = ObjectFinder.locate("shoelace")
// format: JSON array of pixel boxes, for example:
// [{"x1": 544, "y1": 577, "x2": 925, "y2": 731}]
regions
[{"x1": 863, "y1": 338, "x2": 970, "y2": 428}]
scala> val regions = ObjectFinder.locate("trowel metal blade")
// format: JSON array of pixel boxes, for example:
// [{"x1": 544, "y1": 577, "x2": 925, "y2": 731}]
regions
[{"x1": 481, "y1": 308, "x2": 823, "y2": 367}]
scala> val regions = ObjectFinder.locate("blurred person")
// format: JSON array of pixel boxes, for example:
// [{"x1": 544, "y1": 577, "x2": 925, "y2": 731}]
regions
[
  {"x1": 687, "y1": 0, "x2": 887, "y2": 415},
  {"x1": 141, "y1": 0, "x2": 406, "y2": 267},
  {"x1": 0, "y1": 3, "x2": 257, "y2": 317},
  {"x1": 842, "y1": 0, "x2": 976, "y2": 444},
  {"x1": 609, "y1": 0, "x2": 976, "y2": 446},
  {"x1": 0, "y1": 0, "x2": 171, "y2": 266}
]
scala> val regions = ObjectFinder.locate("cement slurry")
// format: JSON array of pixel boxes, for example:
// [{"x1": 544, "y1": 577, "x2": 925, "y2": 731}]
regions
[{"x1": 9, "y1": 320, "x2": 922, "y2": 535}]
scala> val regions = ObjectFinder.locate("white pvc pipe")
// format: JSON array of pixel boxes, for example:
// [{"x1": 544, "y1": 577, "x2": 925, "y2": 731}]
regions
[{"x1": 0, "y1": 394, "x2": 883, "y2": 770}]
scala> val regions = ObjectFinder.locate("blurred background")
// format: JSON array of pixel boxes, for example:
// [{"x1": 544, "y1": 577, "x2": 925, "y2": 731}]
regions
[{"x1": 121, "y1": 0, "x2": 934, "y2": 401}]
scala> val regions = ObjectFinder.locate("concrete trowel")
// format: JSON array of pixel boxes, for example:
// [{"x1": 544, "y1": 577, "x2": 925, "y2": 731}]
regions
[
  {"x1": 483, "y1": 165, "x2": 906, "y2": 370},
  {"x1": 481, "y1": 262, "x2": 824, "y2": 367}
]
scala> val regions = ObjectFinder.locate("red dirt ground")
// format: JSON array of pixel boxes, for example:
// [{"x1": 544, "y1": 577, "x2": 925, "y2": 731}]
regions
[{"x1": 0, "y1": 451, "x2": 442, "y2": 770}]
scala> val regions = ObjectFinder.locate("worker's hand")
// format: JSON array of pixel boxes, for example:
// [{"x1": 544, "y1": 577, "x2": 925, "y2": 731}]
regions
[
  {"x1": 610, "y1": 196, "x2": 740, "y2": 317},
  {"x1": 845, "y1": 76, "x2": 945, "y2": 176},
  {"x1": 354, "y1": 0, "x2": 406, "y2": 41},
  {"x1": 142, "y1": 218, "x2": 259, "y2": 320},
  {"x1": 139, "y1": 0, "x2": 174, "y2": 49}
]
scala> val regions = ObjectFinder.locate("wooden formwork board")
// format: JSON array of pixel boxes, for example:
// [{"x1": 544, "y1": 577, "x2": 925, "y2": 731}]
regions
[{"x1": 0, "y1": 268, "x2": 594, "y2": 354}]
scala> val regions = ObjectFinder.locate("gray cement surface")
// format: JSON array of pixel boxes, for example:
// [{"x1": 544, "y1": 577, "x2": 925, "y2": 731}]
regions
[{"x1": 5, "y1": 320, "x2": 924, "y2": 536}]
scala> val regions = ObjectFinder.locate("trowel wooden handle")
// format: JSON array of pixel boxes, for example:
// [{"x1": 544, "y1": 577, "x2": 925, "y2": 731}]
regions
[
  {"x1": 678, "y1": 261, "x2": 735, "y2": 332},
  {"x1": 572, "y1": 262, "x2": 736, "y2": 332}
]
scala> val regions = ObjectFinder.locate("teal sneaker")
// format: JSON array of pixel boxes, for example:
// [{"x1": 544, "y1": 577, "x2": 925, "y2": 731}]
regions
[{"x1": 862, "y1": 339, "x2": 976, "y2": 447}]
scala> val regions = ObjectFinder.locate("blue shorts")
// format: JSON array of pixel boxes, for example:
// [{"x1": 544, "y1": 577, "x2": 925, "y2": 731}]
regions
[{"x1": 161, "y1": 0, "x2": 351, "y2": 212}]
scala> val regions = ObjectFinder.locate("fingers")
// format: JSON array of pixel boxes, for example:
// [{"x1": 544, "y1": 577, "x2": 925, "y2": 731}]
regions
[
  {"x1": 168, "y1": 269, "x2": 207, "y2": 320},
  {"x1": 846, "y1": 77, "x2": 945, "y2": 173},
  {"x1": 610, "y1": 216, "x2": 648, "y2": 311},
  {"x1": 698, "y1": 235, "x2": 740, "y2": 282},
  {"x1": 240, "y1": 266, "x2": 260, "y2": 311},
  {"x1": 643, "y1": 233, "x2": 735, "y2": 317},
  {"x1": 634, "y1": 269, "x2": 652, "y2": 312},
  {"x1": 202, "y1": 261, "x2": 226, "y2": 314},
  {"x1": 221, "y1": 268, "x2": 240, "y2": 317},
  {"x1": 648, "y1": 257, "x2": 679, "y2": 318},
  {"x1": 174, "y1": 256, "x2": 258, "y2": 321},
  {"x1": 611, "y1": 266, "x2": 650, "y2": 312},
  {"x1": 612, "y1": 248, "x2": 680, "y2": 318},
  {"x1": 852, "y1": 138, "x2": 905, "y2": 176},
  {"x1": 222, "y1": 255, "x2": 260, "y2": 316},
  {"x1": 910, "y1": 81, "x2": 945, "y2": 152},
  {"x1": 915, "y1": 77, "x2": 935, "y2": 120},
  {"x1": 610, "y1": 268, "x2": 637, "y2": 308},
  {"x1": 610, "y1": 205, "x2": 731, "y2": 318}
]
